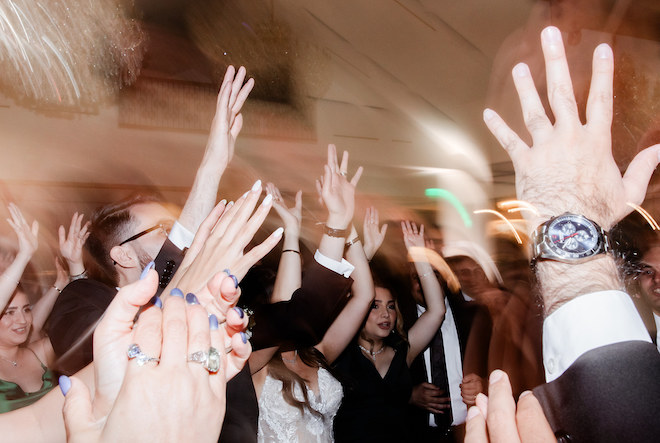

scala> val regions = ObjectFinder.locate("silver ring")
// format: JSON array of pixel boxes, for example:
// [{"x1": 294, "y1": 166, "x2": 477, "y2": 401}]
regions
[
  {"x1": 339, "y1": 171, "x2": 347, "y2": 177},
  {"x1": 127, "y1": 343, "x2": 160, "y2": 366},
  {"x1": 188, "y1": 347, "x2": 221, "y2": 373}
]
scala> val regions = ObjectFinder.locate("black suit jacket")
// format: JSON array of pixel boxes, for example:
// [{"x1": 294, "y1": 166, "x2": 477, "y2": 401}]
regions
[
  {"x1": 533, "y1": 340, "x2": 660, "y2": 442},
  {"x1": 47, "y1": 238, "x2": 186, "y2": 375}
]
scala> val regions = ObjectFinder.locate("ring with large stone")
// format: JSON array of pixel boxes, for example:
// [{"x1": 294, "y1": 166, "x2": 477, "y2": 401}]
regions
[
  {"x1": 188, "y1": 347, "x2": 221, "y2": 373},
  {"x1": 127, "y1": 343, "x2": 160, "y2": 366}
]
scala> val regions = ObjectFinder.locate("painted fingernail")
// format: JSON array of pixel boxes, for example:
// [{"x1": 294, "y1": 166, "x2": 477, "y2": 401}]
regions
[
  {"x1": 209, "y1": 314, "x2": 219, "y2": 330},
  {"x1": 542, "y1": 26, "x2": 561, "y2": 43},
  {"x1": 262, "y1": 194, "x2": 272, "y2": 206},
  {"x1": 140, "y1": 261, "x2": 155, "y2": 280},
  {"x1": 227, "y1": 201, "x2": 234, "y2": 208},
  {"x1": 185, "y1": 293, "x2": 199, "y2": 305},
  {"x1": 219, "y1": 199, "x2": 227, "y2": 206},
  {"x1": 154, "y1": 296, "x2": 163, "y2": 309},
  {"x1": 489, "y1": 369, "x2": 504, "y2": 384},
  {"x1": 233, "y1": 306, "x2": 244, "y2": 319},
  {"x1": 466, "y1": 406, "x2": 481, "y2": 420},
  {"x1": 512, "y1": 63, "x2": 529, "y2": 78},
  {"x1": 252, "y1": 179, "x2": 262, "y2": 192},
  {"x1": 595, "y1": 43, "x2": 612, "y2": 59},
  {"x1": 170, "y1": 288, "x2": 184, "y2": 298},
  {"x1": 483, "y1": 108, "x2": 495, "y2": 121},
  {"x1": 240, "y1": 331, "x2": 248, "y2": 344},
  {"x1": 273, "y1": 227, "x2": 284, "y2": 238},
  {"x1": 240, "y1": 191, "x2": 249, "y2": 200},
  {"x1": 519, "y1": 390, "x2": 532, "y2": 399},
  {"x1": 59, "y1": 375, "x2": 71, "y2": 396}
]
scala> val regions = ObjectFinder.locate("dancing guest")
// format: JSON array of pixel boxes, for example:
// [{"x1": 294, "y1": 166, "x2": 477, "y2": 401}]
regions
[
  {"x1": 332, "y1": 221, "x2": 446, "y2": 442},
  {"x1": 0, "y1": 206, "x2": 86, "y2": 412}
]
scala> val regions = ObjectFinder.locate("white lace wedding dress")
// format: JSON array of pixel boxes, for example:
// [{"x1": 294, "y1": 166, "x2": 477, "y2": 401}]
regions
[{"x1": 257, "y1": 367, "x2": 343, "y2": 443}]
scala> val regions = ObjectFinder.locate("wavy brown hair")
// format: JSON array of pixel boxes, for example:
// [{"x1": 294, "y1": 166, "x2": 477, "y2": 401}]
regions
[{"x1": 266, "y1": 347, "x2": 335, "y2": 418}]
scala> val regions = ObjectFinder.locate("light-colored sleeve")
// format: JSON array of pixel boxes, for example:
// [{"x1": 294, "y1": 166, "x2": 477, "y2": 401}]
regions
[
  {"x1": 314, "y1": 250, "x2": 355, "y2": 278},
  {"x1": 168, "y1": 221, "x2": 195, "y2": 250},
  {"x1": 543, "y1": 290, "x2": 651, "y2": 382}
]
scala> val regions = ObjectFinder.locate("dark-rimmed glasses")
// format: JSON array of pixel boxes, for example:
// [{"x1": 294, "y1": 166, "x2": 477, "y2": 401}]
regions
[{"x1": 119, "y1": 223, "x2": 171, "y2": 246}]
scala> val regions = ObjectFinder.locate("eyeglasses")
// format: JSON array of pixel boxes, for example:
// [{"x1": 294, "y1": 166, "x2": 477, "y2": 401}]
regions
[{"x1": 119, "y1": 222, "x2": 172, "y2": 246}]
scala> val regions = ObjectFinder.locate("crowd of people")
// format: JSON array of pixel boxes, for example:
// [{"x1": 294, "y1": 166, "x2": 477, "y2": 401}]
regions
[{"x1": 0, "y1": 25, "x2": 658, "y2": 442}]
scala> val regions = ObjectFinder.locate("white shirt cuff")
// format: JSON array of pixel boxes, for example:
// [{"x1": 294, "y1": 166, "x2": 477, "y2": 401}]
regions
[
  {"x1": 314, "y1": 250, "x2": 354, "y2": 278},
  {"x1": 543, "y1": 290, "x2": 651, "y2": 382},
  {"x1": 168, "y1": 221, "x2": 194, "y2": 250}
]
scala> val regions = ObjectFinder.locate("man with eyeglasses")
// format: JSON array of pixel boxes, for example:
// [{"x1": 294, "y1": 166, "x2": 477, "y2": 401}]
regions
[{"x1": 46, "y1": 66, "x2": 253, "y2": 375}]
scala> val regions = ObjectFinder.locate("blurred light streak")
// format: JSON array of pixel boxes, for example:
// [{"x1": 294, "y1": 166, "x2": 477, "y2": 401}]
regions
[
  {"x1": 473, "y1": 209, "x2": 523, "y2": 244},
  {"x1": 497, "y1": 200, "x2": 540, "y2": 217},
  {"x1": 627, "y1": 202, "x2": 660, "y2": 230},
  {"x1": 425, "y1": 187, "x2": 473, "y2": 228}
]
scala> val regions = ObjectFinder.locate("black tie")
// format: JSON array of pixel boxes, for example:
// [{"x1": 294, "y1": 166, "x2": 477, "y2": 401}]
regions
[{"x1": 430, "y1": 327, "x2": 453, "y2": 430}]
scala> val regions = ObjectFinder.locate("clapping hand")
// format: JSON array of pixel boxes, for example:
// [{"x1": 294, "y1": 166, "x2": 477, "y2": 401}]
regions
[
  {"x1": 6, "y1": 203, "x2": 38, "y2": 259},
  {"x1": 58, "y1": 212, "x2": 90, "y2": 276}
]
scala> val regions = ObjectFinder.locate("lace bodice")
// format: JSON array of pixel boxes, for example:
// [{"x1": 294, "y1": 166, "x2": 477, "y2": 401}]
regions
[{"x1": 258, "y1": 367, "x2": 343, "y2": 443}]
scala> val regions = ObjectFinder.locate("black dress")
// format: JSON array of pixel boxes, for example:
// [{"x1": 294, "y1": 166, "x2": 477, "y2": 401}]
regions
[{"x1": 333, "y1": 341, "x2": 412, "y2": 442}]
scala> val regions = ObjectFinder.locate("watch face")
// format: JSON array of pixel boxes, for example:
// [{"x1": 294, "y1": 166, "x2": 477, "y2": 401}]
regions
[{"x1": 544, "y1": 214, "x2": 602, "y2": 261}]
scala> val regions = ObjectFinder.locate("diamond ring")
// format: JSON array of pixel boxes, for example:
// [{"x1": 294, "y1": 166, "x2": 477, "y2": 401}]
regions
[
  {"x1": 188, "y1": 347, "x2": 221, "y2": 373},
  {"x1": 127, "y1": 343, "x2": 160, "y2": 366}
]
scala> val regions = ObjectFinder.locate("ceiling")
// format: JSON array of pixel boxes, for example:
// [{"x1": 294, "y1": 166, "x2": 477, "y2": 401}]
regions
[{"x1": 2, "y1": 0, "x2": 660, "y2": 257}]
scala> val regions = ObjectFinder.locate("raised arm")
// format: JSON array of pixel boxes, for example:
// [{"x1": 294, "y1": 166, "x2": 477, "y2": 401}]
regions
[
  {"x1": 58, "y1": 212, "x2": 89, "y2": 278},
  {"x1": 402, "y1": 221, "x2": 446, "y2": 365},
  {"x1": 177, "y1": 66, "x2": 254, "y2": 233},
  {"x1": 267, "y1": 182, "x2": 303, "y2": 303},
  {"x1": 317, "y1": 221, "x2": 375, "y2": 363},
  {"x1": 1, "y1": 204, "x2": 38, "y2": 311}
]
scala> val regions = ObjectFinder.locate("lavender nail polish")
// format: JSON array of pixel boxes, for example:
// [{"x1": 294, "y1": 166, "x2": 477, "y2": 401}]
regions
[
  {"x1": 233, "y1": 306, "x2": 245, "y2": 319},
  {"x1": 170, "y1": 288, "x2": 184, "y2": 298},
  {"x1": 154, "y1": 296, "x2": 163, "y2": 309},
  {"x1": 140, "y1": 261, "x2": 155, "y2": 280},
  {"x1": 59, "y1": 375, "x2": 71, "y2": 396},
  {"x1": 186, "y1": 293, "x2": 199, "y2": 305},
  {"x1": 240, "y1": 331, "x2": 248, "y2": 344},
  {"x1": 209, "y1": 314, "x2": 219, "y2": 330}
]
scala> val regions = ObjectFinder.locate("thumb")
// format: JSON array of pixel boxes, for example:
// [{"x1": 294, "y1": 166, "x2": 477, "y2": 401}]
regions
[
  {"x1": 621, "y1": 144, "x2": 660, "y2": 218},
  {"x1": 61, "y1": 376, "x2": 97, "y2": 439}
]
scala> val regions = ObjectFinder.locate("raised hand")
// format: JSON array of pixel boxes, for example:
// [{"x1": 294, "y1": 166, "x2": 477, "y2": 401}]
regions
[
  {"x1": 362, "y1": 206, "x2": 388, "y2": 261},
  {"x1": 483, "y1": 26, "x2": 660, "y2": 231},
  {"x1": 58, "y1": 212, "x2": 90, "y2": 276},
  {"x1": 165, "y1": 181, "x2": 283, "y2": 316},
  {"x1": 321, "y1": 144, "x2": 363, "y2": 230},
  {"x1": 206, "y1": 65, "x2": 254, "y2": 171},
  {"x1": 6, "y1": 203, "x2": 38, "y2": 259},
  {"x1": 401, "y1": 220, "x2": 425, "y2": 250},
  {"x1": 266, "y1": 182, "x2": 302, "y2": 236}
]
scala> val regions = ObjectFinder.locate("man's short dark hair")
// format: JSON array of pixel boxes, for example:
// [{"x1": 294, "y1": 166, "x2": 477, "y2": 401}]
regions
[{"x1": 85, "y1": 194, "x2": 162, "y2": 287}]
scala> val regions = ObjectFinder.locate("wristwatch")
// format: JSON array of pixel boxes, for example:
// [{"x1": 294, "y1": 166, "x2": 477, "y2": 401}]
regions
[{"x1": 531, "y1": 213, "x2": 610, "y2": 264}]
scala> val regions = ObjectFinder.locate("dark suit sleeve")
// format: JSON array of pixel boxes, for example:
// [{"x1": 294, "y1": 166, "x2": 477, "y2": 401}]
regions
[
  {"x1": 46, "y1": 279, "x2": 117, "y2": 374},
  {"x1": 250, "y1": 260, "x2": 353, "y2": 351},
  {"x1": 533, "y1": 341, "x2": 660, "y2": 442}
]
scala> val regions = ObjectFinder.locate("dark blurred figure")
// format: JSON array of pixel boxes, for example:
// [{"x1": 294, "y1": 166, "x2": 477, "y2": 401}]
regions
[{"x1": 487, "y1": 235, "x2": 544, "y2": 399}]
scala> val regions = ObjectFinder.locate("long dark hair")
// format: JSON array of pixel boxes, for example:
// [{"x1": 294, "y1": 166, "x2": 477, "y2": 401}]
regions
[{"x1": 267, "y1": 347, "x2": 337, "y2": 418}]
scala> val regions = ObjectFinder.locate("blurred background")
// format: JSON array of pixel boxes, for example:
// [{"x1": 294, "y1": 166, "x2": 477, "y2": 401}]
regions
[{"x1": 1, "y1": 0, "x2": 660, "y2": 271}]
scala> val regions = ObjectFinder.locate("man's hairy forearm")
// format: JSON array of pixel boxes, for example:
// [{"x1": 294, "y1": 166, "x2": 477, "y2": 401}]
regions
[{"x1": 536, "y1": 256, "x2": 622, "y2": 316}]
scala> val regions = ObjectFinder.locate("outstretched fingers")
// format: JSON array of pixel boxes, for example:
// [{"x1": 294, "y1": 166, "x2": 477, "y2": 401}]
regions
[
  {"x1": 511, "y1": 63, "x2": 552, "y2": 139},
  {"x1": 483, "y1": 108, "x2": 529, "y2": 169},
  {"x1": 540, "y1": 26, "x2": 579, "y2": 125},
  {"x1": 586, "y1": 43, "x2": 614, "y2": 135}
]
